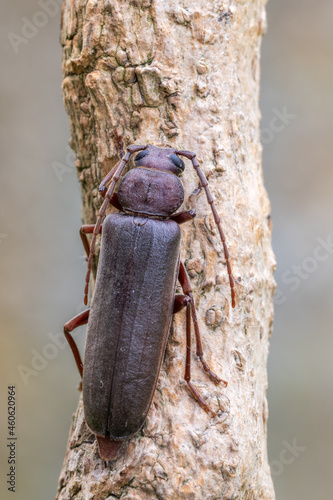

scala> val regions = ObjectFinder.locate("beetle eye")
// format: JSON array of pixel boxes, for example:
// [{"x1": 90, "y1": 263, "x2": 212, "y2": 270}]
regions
[
  {"x1": 170, "y1": 154, "x2": 185, "y2": 171},
  {"x1": 134, "y1": 150, "x2": 149, "y2": 162}
]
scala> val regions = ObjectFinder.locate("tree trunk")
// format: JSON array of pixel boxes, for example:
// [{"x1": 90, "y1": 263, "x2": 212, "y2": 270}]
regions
[{"x1": 57, "y1": 0, "x2": 275, "y2": 498}]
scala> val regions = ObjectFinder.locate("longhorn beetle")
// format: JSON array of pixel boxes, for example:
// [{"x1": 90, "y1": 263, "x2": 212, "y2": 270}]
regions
[{"x1": 63, "y1": 134, "x2": 235, "y2": 460}]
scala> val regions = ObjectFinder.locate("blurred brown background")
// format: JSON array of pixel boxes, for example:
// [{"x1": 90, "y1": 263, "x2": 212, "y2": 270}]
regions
[{"x1": 1, "y1": 1, "x2": 332, "y2": 498}]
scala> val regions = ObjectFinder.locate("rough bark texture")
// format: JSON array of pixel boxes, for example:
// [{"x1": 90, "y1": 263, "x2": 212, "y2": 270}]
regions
[{"x1": 57, "y1": 0, "x2": 275, "y2": 498}]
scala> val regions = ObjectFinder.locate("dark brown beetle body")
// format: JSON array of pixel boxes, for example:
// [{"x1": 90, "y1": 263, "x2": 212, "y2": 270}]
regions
[
  {"x1": 84, "y1": 214, "x2": 181, "y2": 441},
  {"x1": 64, "y1": 142, "x2": 235, "y2": 461}
]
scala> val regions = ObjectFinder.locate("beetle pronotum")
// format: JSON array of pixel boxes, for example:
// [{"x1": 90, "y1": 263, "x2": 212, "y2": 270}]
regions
[{"x1": 63, "y1": 137, "x2": 235, "y2": 460}]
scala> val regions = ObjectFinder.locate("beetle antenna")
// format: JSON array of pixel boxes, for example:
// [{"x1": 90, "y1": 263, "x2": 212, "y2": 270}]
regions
[
  {"x1": 176, "y1": 150, "x2": 236, "y2": 308},
  {"x1": 84, "y1": 144, "x2": 147, "y2": 305}
]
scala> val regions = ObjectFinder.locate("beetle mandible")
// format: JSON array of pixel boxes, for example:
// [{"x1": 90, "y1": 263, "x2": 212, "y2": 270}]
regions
[{"x1": 63, "y1": 136, "x2": 236, "y2": 461}]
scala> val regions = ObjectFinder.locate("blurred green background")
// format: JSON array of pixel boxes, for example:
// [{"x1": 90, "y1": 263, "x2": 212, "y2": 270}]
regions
[{"x1": 1, "y1": 1, "x2": 332, "y2": 498}]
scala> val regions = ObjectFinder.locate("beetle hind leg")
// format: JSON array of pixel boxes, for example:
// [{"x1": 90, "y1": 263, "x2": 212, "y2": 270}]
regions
[
  {"x1": 173, "y1": 294, "x2": 217, "y2": 416},
  {"x1": 178, "y1": 261, "x2": 227, "y2": 387},
  {"x1": 183, "y1": 301, "x2": 217, "y2": 417}
]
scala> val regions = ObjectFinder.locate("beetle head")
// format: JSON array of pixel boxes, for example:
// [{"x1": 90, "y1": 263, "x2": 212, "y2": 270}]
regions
[{"x1": 134, "y1": 145, "x2": 185, "y2": 176}]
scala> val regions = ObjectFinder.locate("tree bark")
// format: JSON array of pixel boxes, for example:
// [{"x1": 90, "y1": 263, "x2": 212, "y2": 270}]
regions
[{"x1": 57, "y1": 1, "x2": 275, "y2": 499}]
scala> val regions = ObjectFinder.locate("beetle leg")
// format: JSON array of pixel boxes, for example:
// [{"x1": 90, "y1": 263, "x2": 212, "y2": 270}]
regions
[
  {"x1": 172, "y1": 294, "x2": 219, "y2": 416},
  {"x1": 98, "y1": 130, "x2": 125, "y2": 196},
  {"x1": 173, "y1": 294, "x2": 190, "y2": 314},
  {"x1": 100, "y1": 182, "x2": 124, "y2": 212},
  {"x1": 184, "y1": 302, "x2": 216, "y2": 418},
  {"x1": 63, "y1": 309, "x2": 90, "y2": 379},
  {"x1": 170, "y1": 210, "x2": 196, "y2": 225},
  {"x1": 170, "y1": 182, "x2": 205, "y2": 225},
  {"x1": 178, "y1": 261, "x2": 228, "y2": 387},
  {"x1": 108, "y1": 192, "x2": 123, "y2": 211},
  {"x1": 80, "y1": 225, "x2": 102, "y2": 259},
  {"x1": 99, "y1": 163, "x2": 120, "y2": 197}
]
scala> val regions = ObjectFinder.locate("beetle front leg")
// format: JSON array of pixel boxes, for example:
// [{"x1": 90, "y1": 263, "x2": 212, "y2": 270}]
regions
[
  {"x1": 178, "y1": 261, "x2": 228, "y2": 387},
  {"x1": 99, "y1": 163, "x2": 120, "y2": 197},
  {"x1": 169, "y1": 210, "x2": 196, "y2": 225},
  {"x1": 170, "y1": 183, "x2": 204, "y2": 225},
  {"x1": 99, "y1": 186, "x2": 124, "y2": 212},
  {"x1": 98, "y1": 130, "x2": 125, "y2": 196},
  {"x1": 63, "y1": 309, "x2": 90, "y2": 379},
  {"x1": 84, "y1": 143, "x2": 147, "y2": 305}
]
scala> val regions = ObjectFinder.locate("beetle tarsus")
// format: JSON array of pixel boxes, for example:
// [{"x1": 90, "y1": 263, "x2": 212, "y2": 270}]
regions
[
  {"x1": 186, "y1": 380, "x2": 216, "y2": 418},
  {"x1": 198, "y1": 354, "x2": 228, "y2": 387}
]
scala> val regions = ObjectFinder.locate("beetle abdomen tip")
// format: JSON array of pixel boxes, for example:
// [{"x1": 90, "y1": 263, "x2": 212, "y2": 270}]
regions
[{"x1": 96, "y1": 435, "x2": 123, "y2": 461}]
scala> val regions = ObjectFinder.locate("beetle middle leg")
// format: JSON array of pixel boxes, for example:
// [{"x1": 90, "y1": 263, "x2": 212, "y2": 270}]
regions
[
  {"x1": 79, "y1": 193, "x2": 121, "y2": 260},
  {"x1": 63, "y1": 309, "x2": 90, "y2": 378},
  {"x1": 63, "y1": 224, "x2": 102, "y2": 378},
  {"x1": 178, "y1": 261, "x2": 228, "y2": 387}
]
